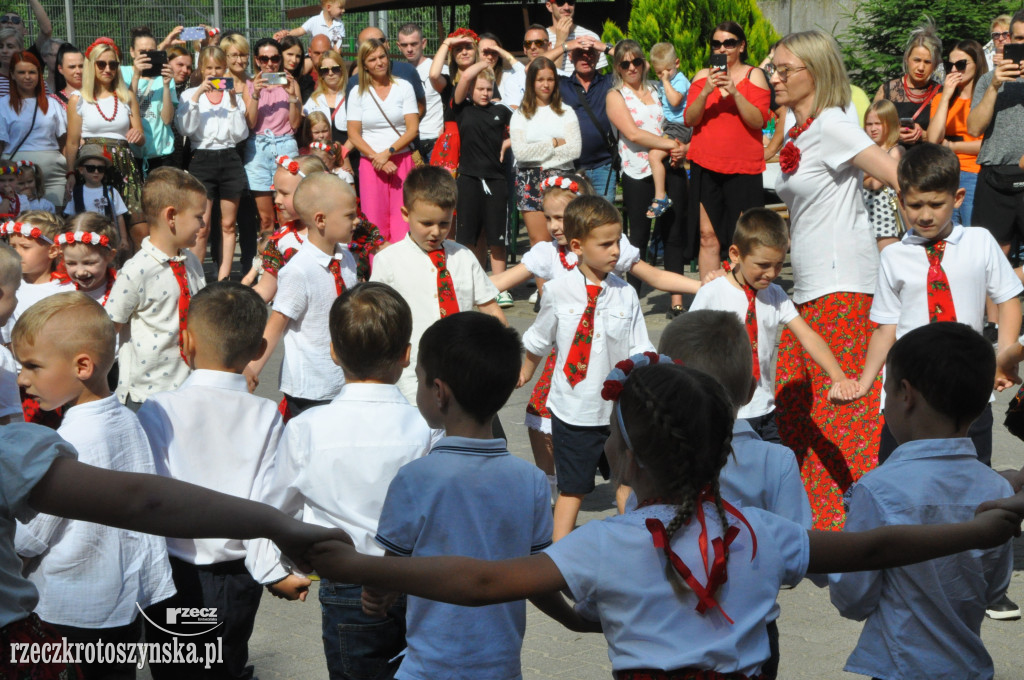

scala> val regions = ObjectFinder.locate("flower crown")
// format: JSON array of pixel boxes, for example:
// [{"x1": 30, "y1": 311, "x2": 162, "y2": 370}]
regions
[
  {"x1": 15, "y1": 160, "x2": 34, "y2": 171},
  {"x1": 447, "y1": 27, "x2": 479, "y2": 43},
  {"x1": 2, "y1": 221, "x2": 52, "y2": 244},
  {"x1": 86, "y1": 37, "x2": 121, "y2": 60},
  {"x1": 308, "y1": 142, "x2": 332, "y2": 152},
  {"x1": 276, "y1": 155, "x2": 304, "y2": 177},
  {"x1": 0, "y1": 165, "x2": 21, "y2": 176},
  {"x1": 602, "y1": 352, "x2": 680, "y2": 402},
  {"x1": 540, "y1": 175, "x2": 582, "y2": 195},
  {"x1": 57, "y1": 231, "x2": 112, "y2": 249}
]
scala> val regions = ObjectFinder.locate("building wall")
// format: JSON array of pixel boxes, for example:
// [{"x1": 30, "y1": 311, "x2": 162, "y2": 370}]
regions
[{"x1": 759, "y1": 0, "x2": 850, "y2": 38}]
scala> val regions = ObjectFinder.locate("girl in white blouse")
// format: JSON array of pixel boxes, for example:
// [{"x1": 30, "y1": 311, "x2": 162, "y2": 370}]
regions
[{"x1": 176, "y1": 46, "x2": 249, "y2": 281}]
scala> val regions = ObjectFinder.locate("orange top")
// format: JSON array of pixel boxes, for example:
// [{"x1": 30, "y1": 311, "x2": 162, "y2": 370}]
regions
[
  {"x1": 930, "y1": 95, "x2": 981, "y2": 173},
  {"x1": 686, "y1": 71, "x2": 771, "y2": 175}
]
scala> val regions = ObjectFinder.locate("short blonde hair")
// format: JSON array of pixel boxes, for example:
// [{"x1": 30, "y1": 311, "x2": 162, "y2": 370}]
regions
[
  {"x1": 0, "y1": 242, "x2": 20, "y2": 288},
  {"x1": 141, "y1": 167, "x2": 207, "y2": 224},
  {"x1": 198, "y1": 45, "x2": 227, "y2": 70},
  {"x1": 20, "y1": 210, "x2": 64, "y2": 241},
  {"x1": 776, "y1": 30, "x2": 850, "y2": 116},
  {"x1": 12, "y1": 291, "x2": 116, "y2": 372},
  {"x1": 649, "y1": 42, "x2": 678, "y2": 71},
  {"x1": 992, "y1": 14, "x2": 1012, "y2": 32},
  {"x1": 294, "y1": 172, "x2": 355, "y2": 227},
  {"x1": 219, "y1": 33, "x2": 250, "y2": 57}
]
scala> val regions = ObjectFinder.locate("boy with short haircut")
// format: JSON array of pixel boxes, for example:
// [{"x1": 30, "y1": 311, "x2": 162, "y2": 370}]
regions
[
  {"x1": 520, "y1": 196, "x2": 655, "y2": 540},
  {"x1": 374, "y1": 312, "x2": 580, "y2": 680},
  {"x1": 249, "y1": 282, "x2": 434, "y2": 679},
  {"x1": 137, "y1": 281, "x2": 285, "y2": 680},
  {"x1": 646, "y1": 42, "x2": 691, "y2": 218},
  {"x1": 658, "y1": 309, "x2": 812, "y2": 680},
  {"x1": 12, "y1": 292, "x2": 176, "y2": 680},
  {"x1": 370, "y1": 165, "x2": 504, "y2": 403},
  {"x1": 854, "y1": 143, "x2": 1024, "y2": 466},
  {"x1": 0, "y1": 242, "x2": 23, "y2": 424},
  {"x1": 830, "y1": 322, "x2": 1014, "y2": 679},
  {"x1": 248, "y1": 172, "x2": 358, "y2": 417},
  {"x1": 105, "y1": 166, "x2": 207, "y2": 409},
  {"x1": 690, "y1": 207, "x2": 858, "y2": 443}
]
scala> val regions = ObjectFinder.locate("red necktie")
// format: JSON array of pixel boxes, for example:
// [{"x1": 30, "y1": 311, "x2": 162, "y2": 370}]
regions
[
  {"x1": 925, "y1": 241, "x2": 957, "y2": 323},
  {"x1": 327, "y1": 257, "x2": 346, "y2": 296},
  {"x1": 563, "y1": 283, "x2": 602, "y2": 387},
  {"x1": 428, "y1": 248, "x2": 459, "y2": 318},
  {"x1": 740, "y1": 283, "x2": 760, "y2": 379},
  {"x1": 168, "y1": 259, "x2": 192, "y2": 363}
]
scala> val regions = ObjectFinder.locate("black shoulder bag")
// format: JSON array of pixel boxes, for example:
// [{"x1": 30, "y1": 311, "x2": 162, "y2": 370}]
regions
[{"x1": 572, "y1": 80, "x2": 620, "y2": 173}]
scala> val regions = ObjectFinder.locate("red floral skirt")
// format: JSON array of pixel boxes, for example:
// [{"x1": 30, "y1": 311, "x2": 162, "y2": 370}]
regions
[
  {"x1": 775, "y1": 292, "x2": 882, "y2": 530},
  {"x1": 0, "y1": 614, "x2": 80, "y2": 679},
  {"x1": 430, "y1": 120, "x2": 460, "y2": 174}
]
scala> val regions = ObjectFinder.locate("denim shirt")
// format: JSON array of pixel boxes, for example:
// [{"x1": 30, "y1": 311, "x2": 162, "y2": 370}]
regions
[{"x1": 559, "y1": 70, "x2": 614, "y2": 170}]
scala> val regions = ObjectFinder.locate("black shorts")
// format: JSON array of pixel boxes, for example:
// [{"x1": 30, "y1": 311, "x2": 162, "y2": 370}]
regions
[
  {"x1": 188, "y1": 148, "x2": 248, "y2": 200},
  {"x1": 551, "y1": 412, "x2": 610, "y2": 495},
  {"x1": 456, "y1": 174, "x2": 509, "y2": 248},
  {"x1": 689, "y1": 161, "x2": 763, "y2": 256},
  {"x1": 973, "y1": 165, "x2": 1024, "y2": 244}
]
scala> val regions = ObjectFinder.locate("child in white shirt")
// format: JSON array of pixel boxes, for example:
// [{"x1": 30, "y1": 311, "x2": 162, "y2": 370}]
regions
[
  {"x1": 12, "y1": 293, "x2": 175, "y2": 679},
  {"x1": 0, "y1": 242, "x2": 22, "y2": 423},
  {"x1": 137, "y1": 281, "x2": 285, "y2": 679},
  {"x1": 15, "y1": 161, "x2": 56, "y2": 213},
  {"x1": 274, "y1": 0, "x2": 346, "y2": 52},
  {"x1": 62, "y1": 144, "x2": 130, "y2": 249}
]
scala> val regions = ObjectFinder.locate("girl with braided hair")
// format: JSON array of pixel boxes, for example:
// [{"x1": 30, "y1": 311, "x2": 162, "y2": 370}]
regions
[{"x1": 306, "y1": 358, "x2": 1024, "y2": 680}]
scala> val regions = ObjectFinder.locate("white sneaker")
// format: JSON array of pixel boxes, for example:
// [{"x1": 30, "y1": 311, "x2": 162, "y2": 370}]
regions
[
  {"x1": 528, "y1": 290, "x2": 538, "y2": 304},
  {"x1": 496, "y1": 291, "x2": 514, "y2": 308}
]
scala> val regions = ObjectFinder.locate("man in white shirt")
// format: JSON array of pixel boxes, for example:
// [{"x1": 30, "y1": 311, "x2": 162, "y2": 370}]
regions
[
  {"x1": 397, "y1": 22, "x2": 445, "y2": 162},
  {"x1": 542, "y1": 0, "x2": 609, "y2": 77}
]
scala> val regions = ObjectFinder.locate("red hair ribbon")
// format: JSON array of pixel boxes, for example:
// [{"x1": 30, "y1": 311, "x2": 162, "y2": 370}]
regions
[
  {"x1": 86, "y1": 37, "x2": 121, "y2": 60},
  {"x1": 308, "y1": 142, "x2": 332, "y2": 152}
]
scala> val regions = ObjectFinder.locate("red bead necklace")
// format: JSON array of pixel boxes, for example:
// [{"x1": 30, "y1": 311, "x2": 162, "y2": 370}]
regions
[
  {"x1": 557, "y1": 244, "x2": 577, "y2": 271},
  {"x1": 94, "y1": 96, "x2": 119, "y2": 123}
]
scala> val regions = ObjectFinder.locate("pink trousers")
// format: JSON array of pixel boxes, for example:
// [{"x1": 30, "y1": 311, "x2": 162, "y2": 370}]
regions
[{"x1": 358, "y1": 151, "x2": 414, "y2": 243}]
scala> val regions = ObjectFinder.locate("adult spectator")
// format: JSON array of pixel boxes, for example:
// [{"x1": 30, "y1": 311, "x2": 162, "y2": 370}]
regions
[
  {"x1": 606, "y1": 40, "x2": 685, "y2": 291},
  {"x1": 241, "y1": 37, "x2": 302, "y2": 237},
  {"x1": 54, "y1": 43, "x2": 83, "y2": 107},
  {"x1": 281, "y1": 35, "x2": 315, "y2": 103},
  {"x1": 122, "y1": 26, "x2": 178, "y2": 175},
  {"x1": 522, "y1": 24, "x2": 550, "y2": 65},
  {"x1": 926, "y1": 39, "x2": 986, "y2": 227},
  {"x1": 542, "y1": 0, "x2": 609, "y2": 77},
  {"x1": 164, "y1": 44, "x2": 193, "y2": 170},
  {"x1": 221, "y1": 32, "x2": 251, "y2": 97},
  {"x1": 770, "y1": 30, "x2": 898, "y2": 530},
  {"x1": 0, "y1": 0, "x2": 52, "y2": 65},
  {"x1": 304, "y1": 49, "x2": 347, "y2": 143},
  {"x1": 0, "y1": 51, "x2": 67, "y2": 206},
  {"x1": 397, "y1": 22, "x2": 444, "y2": 161},
  {"x1": 429, "y1": 28, "x2": 480, "y2": 173},
  {"x1": 873, "y1": 23, "x2": 942, "y2": 146},
  {"x1": 560, "y1": 40, "x2": 616, "y2": 202},
  {"x1": 684, "y1": 21, "x2": 770, "y2": 278},
  {"x1": 346, "y1": 37, "x2": 419, "y2": 243},
  {"x1": 967, "y1": 9, "x2": 1024, "y2": 281},
  {"x1": 985, "y1": 14, "x2": 1012, "y2": 70},
  {"x1": 479, "y1": 33, "x2": 525, "y2": 107},
  {"x1": 65, "y1": 38, "x2": 146, "y2": 243},
  {"x1": 40, "y1": 37, "x2": 63, "y2": 93},
  {"x1": 346, "y1": 27, "x2": 426, "y2": 118},
  {"x1": 308, "y1": 34, "x2": 330, "y2": 74},
  {"x1": 0, "y1": 28, "x2": 24, "y2": 98}
]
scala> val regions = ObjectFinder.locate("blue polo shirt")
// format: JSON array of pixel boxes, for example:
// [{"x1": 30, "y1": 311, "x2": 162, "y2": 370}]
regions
[
  {"x1": 376, "y1": 436, "x2": 553, "y2": 680},
  {"x1": 559, "y1": 71, "x2": 614, "y2": 170}
]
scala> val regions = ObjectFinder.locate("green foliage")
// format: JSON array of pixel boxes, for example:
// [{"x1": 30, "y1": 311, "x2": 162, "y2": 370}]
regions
[
  {"x1": 841, "y1": 0, "x2": 1020, "y2": 94},
  {"x1": 600, "y1": 0, "x2": 780, "y2": 77}
]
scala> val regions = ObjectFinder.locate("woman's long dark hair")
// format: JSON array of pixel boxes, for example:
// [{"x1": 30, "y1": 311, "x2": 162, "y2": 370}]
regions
[
  {"x1": 54, "y1": 42, "x2": 80, "y2": 93},
  {"x1": 713, "y1": 20, "x2": 749, "y2": 63},
  {"x1": 279, "y1": 35, "x2": 306, "y2": 79},
  {"x1": 519, "y1": 56, "x2": 563, "y2": 120}
]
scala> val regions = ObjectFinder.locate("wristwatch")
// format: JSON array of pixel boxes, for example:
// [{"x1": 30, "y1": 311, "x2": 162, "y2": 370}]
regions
[
  {"x1": 387, "y1": 146, "x2": 396, "y2": 154},
  {"x1": 563, "y1": 42, "x2": 569, "y2": 54},
  {"x1": 604, "y1": 45, "x2": 612, "y2": 55}
]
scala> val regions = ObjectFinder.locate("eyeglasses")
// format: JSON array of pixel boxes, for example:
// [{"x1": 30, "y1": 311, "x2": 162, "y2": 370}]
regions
[
  {"x1": 993, "y1": 31, "x2": 1011, "y2": 41},
  {"x1": 255, "y1": 55, "x2": 281, "y2": 64},
  {"x1": 770, "y1": 64, "x2": 807, "y2": 81},
  {"x1": 710, "y1": 38, "x2": 740, "y2": 49},
  {"x1": 0, "y1": 15, "x2": 22, "y2": 24},
  {"x1": 319, "y1": 65, "x2": 343, "y2": 76},
  {"x1": 95, "y1": 60, "x2": 119, "y2": 71},
  {"x1": 80, "y1": 164, "x2": 106, "y2": 173},
  {"x1": 619, "y1": 57, "x2": 644, "y2": 70},
  {"x1": 944, "y1": 59, "x2": 969, "y2": 72},
  {"x1": 523, "y1": 39, "x2": 547, "y2": 48},
  {"x1": 226, "y1": 53, "x2": 248, "y2": 61},
  {"x1": 553, "y1": 0, "x2": 576, "y2": 5}
]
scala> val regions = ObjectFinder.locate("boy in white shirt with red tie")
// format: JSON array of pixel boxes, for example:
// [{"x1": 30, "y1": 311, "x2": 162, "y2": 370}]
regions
[
  {"x1": 370, "y1": 165, "x2": 505, "y2": 404},
  {"x1": 520, "y1": 196, "x2": 655, "y2": 541},
  {"x1": 248, "y1": 172, "x2": 358, "y2": 417}
]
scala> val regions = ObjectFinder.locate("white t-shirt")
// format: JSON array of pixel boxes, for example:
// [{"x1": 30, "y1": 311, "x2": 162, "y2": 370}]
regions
[
  {"x1": 346, "y1": 79, "x2": 418, "y2": 153},
  {"x1": 304, "y1": 91, "x2": 347, "y2": 130},
  {"x1": 546, "y1": 24, "x2": 608, "y2": 76},
  {"x1": 415, "y1": 59, "x2": 445, "y2": 139},
  {"x1": 775, "y1": 107, "x2": 877, "y2": 304},
  {"x1": 690, "y1": 277, "x2": 799, "y2": 418},
  {"x1": 0, "y1": 96, "x2": 66, "y2": 152},
  {"x1": 497, "y1": 62, "x2": 527, "y2": 108},
  {"x1": 302, "y1": 11, "x2": 346, "y2": 51},
  {"x1": 63, "y1": 184, "x2": 128, "y2": 217},
  {"x1": 75, "y1": 94, "x2": 131, "y2": 140}
]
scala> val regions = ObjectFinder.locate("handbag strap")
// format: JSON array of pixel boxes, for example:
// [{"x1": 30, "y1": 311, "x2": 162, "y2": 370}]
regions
[
  {"x1": 5, "y1": 101, "x2": 39, "y2": 160},
  {"x1": 367, "y1": 88, "x2": 402, "y2": 138},
  {"x1": 573, "y1": 80, "x2": 616, "y2": 155}
]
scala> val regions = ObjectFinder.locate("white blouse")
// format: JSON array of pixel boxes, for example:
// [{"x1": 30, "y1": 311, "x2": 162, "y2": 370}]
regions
[
  {"x1": 0, "y1": 96, "x2": 66, "y2": 152},
  {"x1": 175, "y1": 88, "x2": 249, "y2": 150},
  {"x1": 304, "y1": 90, "x2": 347, "y2": 130},
  {"x1": 614, "y1": 84, "x2": 665, "y2": 180},
  {"x1": 509, "y1": 103, "x2": 582, "y2": 171}
]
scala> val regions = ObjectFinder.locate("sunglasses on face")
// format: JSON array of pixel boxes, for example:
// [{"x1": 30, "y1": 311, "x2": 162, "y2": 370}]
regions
[
  {"x1": 523, "y1": 39, "x2": 547, "y2": 48},
  {"x1": 0, "y1": 16, "x2": 21, "y2": 24},
  {"x1": 993, "y1": 31, "x2": 1011, "y2": 40},
  {"x1": 619, "y1": 57, "x2": 644, "y2": 70},
  {"x1": 711, "y1": 38, "x2": 740, "y2": 49},
  {"x1": 256, "y1": 55, "x2": 281, "y2": 64},
  {"x1": 95, "y1": 60, "x2": 119, "y2": 71},
  {"x1": 319, "y1": 65, "x2": 343, "y2": 75},
  {"x1": 81, "y1": 164, "x2": 106, "y2": 173},
  {"x1": 944, "y1": 59, "x2": 969, "y2": 72},
  {"x1": 553, "y1": 0, "x2": 576, "y2": 5}
]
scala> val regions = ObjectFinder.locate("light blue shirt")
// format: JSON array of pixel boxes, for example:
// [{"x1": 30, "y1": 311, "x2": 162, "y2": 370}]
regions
[
  {"x1": 376, "y1": 436, "x2": 552, "y2": 680},
  {"x1": 121, "y1": 66, "x2": 179, "y2": 159},
  {"x1": 660, "y1": 71, "x2": 690, "y2": 124},
  {"x1": 829, "y1": 438, "x2": 1013, "y2": 680}
]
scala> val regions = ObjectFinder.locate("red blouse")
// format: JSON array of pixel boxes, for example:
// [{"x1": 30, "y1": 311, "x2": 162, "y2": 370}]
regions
[{"x1": 685, "y1": 70, "x2": 771, "y2": 175}]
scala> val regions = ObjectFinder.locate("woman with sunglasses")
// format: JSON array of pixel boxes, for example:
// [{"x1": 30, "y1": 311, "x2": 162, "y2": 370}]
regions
[
  {"x1": 873, "y1": 22, "x2": 942, "y2": 146},
  {"x1": 684, "y1": 21, "x2": 771, "y2": 280},
  {"x1": 926, "y1": 40, "x2": 987, "y2": 226},
  {"x1": 281, "y1": 35, "x2": 315, "y2": 104},
  {"x1": 428, "y1": 28, "x2": 481, "y2": 174},
  {"x1": 65, "y1": 37, "x2": 146, "y2": 247},
  {"x1": 0, "y1": 52, "x2": 67, "y2": 207},
  {"x1": 303, "y1": 49, "x2": 347, "y2": 144},
  {"x1": 242, "y1": 37, "x2": 303, "y2": 238},
  {"x1": 769, "y1": 30, "x2": 899, "y2": 531}
]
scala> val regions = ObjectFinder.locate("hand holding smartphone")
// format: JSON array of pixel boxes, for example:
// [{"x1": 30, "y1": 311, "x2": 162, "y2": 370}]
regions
[
  {"x1": 180, "y1": 26, "x2": 207, "y2": 41},
  {"x1": 209, "y1": 77, "x2": 234, "y2": 91},
  {"x1": 899, "y1": 117, "x2": 915, "y2": 129},
  {"x1": 710, "y1": 54, "x2": 727, "y2": 72},
  {"x1": 141, "y1": 50, "x2": 167, "y2": 78},
  {"x1": 263, "y1": 72, "x2": 287, "y2": 87}
]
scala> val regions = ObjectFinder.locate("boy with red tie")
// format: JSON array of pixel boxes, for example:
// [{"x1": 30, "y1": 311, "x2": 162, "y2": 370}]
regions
[
  {"x1": 520, "y1": 196, "x2": 654, "y2": 541},
  {"x1": 853, "y1": 143, "x2": 1023, "y2": 469},
  {"x1": 370, "y1": 166, "x2": 505, "y2": 404}
]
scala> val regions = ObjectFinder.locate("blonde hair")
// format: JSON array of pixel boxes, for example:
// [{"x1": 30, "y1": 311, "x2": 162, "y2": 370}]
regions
[
  {"x1": 356, "y1": 39, "x2": 394, "y2": 95},
  {"x1": 65, "y1": 211, "x2": 120, "y2": 251},
  {"x1": 902, "y1": 20, "x2": 942, "y2": 82},
  {"x1": 776, "y1": 30, "x2": 850, "y2": 116},
  {"x1": 866, "y1": 99, "x2": 900, "y2": 149},
  {"x1": 448, "y1": 39, "x2": 480, "y2": 85},
  {"x1": 12, "y1": 291, "x2": 116, "y2": 372},
  {"x1": 611, "y1": 40, "x2": 650, "y2": 92},
  {"x1": 311, "y1": 49, "x2": 346, "y2": 100},
  {"x1": 0, "y1": 242, "x2": 20, "y2": 288},
  {"x1": 475, "y1": 66, "x2": 496, "y2": 83},
  {"x1": 992, "y1": 14, "x2": 1012, "y2": 31},
  {"x1": 20, "y1": 210, "x2": 64, "y2": 240},
  {"x1": 542, "y1": 172, "x2": 594, "y2": 205},
  {"x1": 649, "y1": 42, "x2": 678, "y2": 71},
  {"x1": 141, "y1": 167, "x2": 207, "y2": 224},
  {"x1": 80, "y1": 42, "x2": 132, "y2": 105},
  {"x1": 294, "y1": 172, "x2": 355, "y2": 227},
  {"x1": 220, "y1": 33, "x2": 250, "y2": 57},
  {"x1": 198, "y1": 45, "x2": 227, "y2": 70}
]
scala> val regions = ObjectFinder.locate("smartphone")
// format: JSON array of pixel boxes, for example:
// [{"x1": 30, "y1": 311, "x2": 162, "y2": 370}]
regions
[
  {"x1": 209, "y1": 77, "x2": 234, "y2": 91},
  {"x1": 263, "y1": 72, "x2": 287, "y2": 86},
  {"x1": 141, "y1": 50, "x2": 167, "y2": 78},
  {"x1": 710, "y1": 54, "x2": 727, "y2": 71},
  {"x1": 899, "y1": 117, "x2": 915, "y2": 129},
  {"x1": 180, "y1": 26, "x2": 207, "y2": 41}
]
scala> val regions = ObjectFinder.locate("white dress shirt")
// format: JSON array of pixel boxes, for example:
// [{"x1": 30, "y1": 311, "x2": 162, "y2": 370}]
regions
[
  {"x1": 370, "y1": 236, "x2": 499, "y2": 402},
  {"x1": 247, "y1": 382, "x2": 433, "y2": 584},
  {"x1": 522, "y1": 270, "x2": 654, "y2": 427},
  {"x1": 137, "y1": 369, "x2": 284, "y2": 565},
  {"x1": 16, "y1": 396, "x2": 176, "y2": 627},
  {"x1": 690, "y1": 277, "x2": 799, "y2": 419},
  {"x1": 274, "y1": 240, "x2": 356, "y2": 400},
  {"x1": 829, "y1": 438, "x2": 1013, "y2": 680},
  {"x1": 175, "y1": 88, "x2": 249, "y2": 150},
  {"x1": 520, "y1": 235, "x2": 640, "y2": 281}
]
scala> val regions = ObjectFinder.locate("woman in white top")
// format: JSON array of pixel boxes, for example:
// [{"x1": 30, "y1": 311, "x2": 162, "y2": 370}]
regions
[
  {"x1": 303, "y1": 49, "x2": 347, "y2": 143},
  {"x1": 479, "y1": 33, "x2": 526, "y2": 108},
  {"x1": 0, "y1": 51, "x2": 68, "y2": 207},
  {"x1": 347, "y1": 38, "x2": 419, "y2": 243},
  {"x1": 510, "y1": 56, "x2": 582, "y2": 254},
  {"x1": 770, "y1": 30, "x2": 898, "y2": 531},
  {"x1": 176, "y1": 46, "x2": 249, "y2": 281},
  {"x1": 606, "y1": 39, "x2": 687, "y2": 299},
  {"x1": 0, "y1": 28, "x2": 23, "y2": 98},
  {"x1": 64, "y1": 38, "x2": 145, "y2": 246}
]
